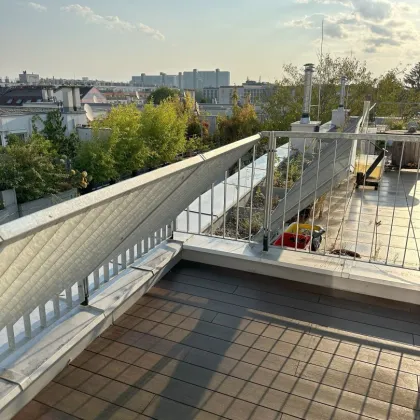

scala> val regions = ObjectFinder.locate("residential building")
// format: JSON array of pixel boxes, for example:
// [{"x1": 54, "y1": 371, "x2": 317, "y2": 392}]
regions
[
  {"x1": 202, "y1": 87, "x2": 219, "y2": 103},
  {"x1": 218, "y1": 85, "x2": 245, "y2": 105},
  {"x1": 0, "y1": 87, "x2": 87, "y2": 145},
  {"x1": 217, "y1": 81, "x2": 273, "y2": 105},
  {"x1": 0, "y1": 86, "x2": 108, "y2": 106},
  {"x1": 131, "y1": 73, "x2": 178, "y2": 87},
  {"x1": 182, "y1": 69, "x2": 230, "y2": 90},
  {"x1": 18, "y1": 71, "x2": 40, "y2": 85},
  {"x1": 131, "y1": 69, "x2": 230, "y2": 90}
]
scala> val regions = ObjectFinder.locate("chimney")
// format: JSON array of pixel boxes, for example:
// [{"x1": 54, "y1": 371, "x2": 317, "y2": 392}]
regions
[
  {"x1": 141, "y1": 73, "x2": 145, "y2": 86},
  {"x1": 193, "y1": 69, "x2": 198, "y2": 90},
  {"x1": 41, "y1": 89, "x2": 48, "y2": 102},
  {"x1": 339, "y1": 76, "x2": 347, "y2": 108},
  {"x1": 61, "y1": 87, "x2": 74, "y2": 113},
  {"x1": 216, "y1": 68, "x2": 220, "y2": 88},
  {"x1": 300, "y1": 63, "x2": 315, "y2": 124},
  {"x1": 178, "y1": 72, "x2": 183, "y2": 90},
  {"x1": 72, "y1": 87, "x2": 81, "y2": 110}
]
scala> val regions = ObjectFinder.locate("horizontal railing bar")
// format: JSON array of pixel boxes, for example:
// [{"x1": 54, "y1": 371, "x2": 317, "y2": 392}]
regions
[{"x1": 260, "y1": 131, "x2": 420, "y2": 143}]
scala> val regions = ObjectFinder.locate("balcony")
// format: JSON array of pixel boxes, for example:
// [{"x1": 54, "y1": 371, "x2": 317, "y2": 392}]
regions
[{"x1": 1, "y1": 111, "x2": 420, "y2": 419}]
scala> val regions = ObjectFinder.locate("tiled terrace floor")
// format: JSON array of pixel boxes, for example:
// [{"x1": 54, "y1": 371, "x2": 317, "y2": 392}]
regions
[
  {"x1": 319, "y1": 170, "x2": 420, "y2": 268},
  {"x1": 14, "y1": 261, "x2": 420, "y2": 420}
]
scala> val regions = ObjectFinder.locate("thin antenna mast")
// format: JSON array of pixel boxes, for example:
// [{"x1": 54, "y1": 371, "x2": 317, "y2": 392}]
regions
[{"x1": 317, "y1": 18, "x2": 324, "y2": 121}]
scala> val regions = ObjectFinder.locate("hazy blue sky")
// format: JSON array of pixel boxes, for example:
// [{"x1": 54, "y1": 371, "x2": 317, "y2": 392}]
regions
[{"x1": 1, "y1": 0, "x2": 419, "y2": 83}]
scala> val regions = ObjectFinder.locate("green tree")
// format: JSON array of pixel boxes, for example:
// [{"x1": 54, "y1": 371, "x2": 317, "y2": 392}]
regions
[
  {"x1": 375, "y1": 69, "x2": 406, "y2": 117},
  {"x1": 147, "y1": 87, "x2": 179, "y2": 105},
  {"x1": 140, "y1": 100, "x2": 188, "y2": 166},
  {"x1": 91, "y1": 104, "x2": 147, "y2": 177},
  {"x1": 314, "y1": 54, "x2": 375, "y2": 122},
  {"x1": 262, "y1": 64, "x2": 305, "y2": 131},
  {"x1": 263, "y1": 56, "x2": 376, "y2": 128},
  {"x1": 217, "y1": 102, "x2": 261, "y2": 145},
  {"x1": 404, "y1": 63, "x2": 420, "y2": 90},
  {"x1": 0, "y1": 134, "x2": 71, "y2": 203},
  {"x1": 42, "y1": 110, "x2": 80, "y2": 159},
  {"x1": 74, "y1": 137, "x2": 117, "y2": 183}
]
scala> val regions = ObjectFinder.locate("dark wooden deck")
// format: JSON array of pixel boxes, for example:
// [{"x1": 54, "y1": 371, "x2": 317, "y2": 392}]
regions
[{"x1": 14, "y1": 261, "x2": 420, "y2": 419}]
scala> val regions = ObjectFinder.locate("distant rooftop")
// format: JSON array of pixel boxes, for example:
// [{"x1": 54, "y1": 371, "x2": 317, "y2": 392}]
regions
[{"x1": 0, "y1": 106, "x2": 56, "y2": 116}]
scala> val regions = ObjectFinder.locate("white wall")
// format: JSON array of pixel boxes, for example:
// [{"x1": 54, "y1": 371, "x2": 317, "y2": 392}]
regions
[{"x1": 218, "y1": 87, "x2": 245, "y2": 105}]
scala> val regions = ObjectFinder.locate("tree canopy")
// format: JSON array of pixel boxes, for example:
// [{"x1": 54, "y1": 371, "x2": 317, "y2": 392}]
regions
[
  {"x1": 0, "y1": 134, "x2": 73, "y2": 203},
  {"x1": 42, "y1": 110, "x2": 80, "y2": 159},
  {"x1": 404, "y1": 63, "x2": 420, "y2": 91},
  {"x1": 147, "y1": 87, "x2": 179, "y2": 105}
]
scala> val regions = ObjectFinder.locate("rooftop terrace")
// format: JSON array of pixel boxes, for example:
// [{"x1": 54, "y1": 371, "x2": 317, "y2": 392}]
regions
[
  {"x1": 2, "y1": 105, "x2": 420, "y2": 419},
  {"x1": 13, "y1": 261, "x2": 420, "y2": 420}
]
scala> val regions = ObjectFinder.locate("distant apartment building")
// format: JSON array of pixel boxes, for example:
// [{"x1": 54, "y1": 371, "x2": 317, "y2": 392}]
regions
[
  {"x1": 218, "y1": 81, "x2": 272, "y2": 105},
  {"x1": 131, "y1": 73, "x2": 177, "y2": 88},
  {"x1": 182, "y1": 69, "x2": 230, "y2": 90},
  {"x1": 203, "y1": 87, "x2": 219, "y2": 103},
  {"x1": 19, "y1": 71, "x2": 40, "y2": 85},
  {"x1": 131, "y1": 69, "x2": 230, "y2": 90}
]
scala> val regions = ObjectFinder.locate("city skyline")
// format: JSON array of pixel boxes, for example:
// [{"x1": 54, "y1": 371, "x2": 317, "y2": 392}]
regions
[{"x1": 1, "y1": 0, "x2": 419, "y2": 84}]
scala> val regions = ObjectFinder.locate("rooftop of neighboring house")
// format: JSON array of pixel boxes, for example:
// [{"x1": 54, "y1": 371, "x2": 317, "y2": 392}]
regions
[
  {"x1": 0, "y1": 86, "x2": 101, "y2": 106},
  {"x1": 0, "y1": 106, "x2": 55, "y2": 117}
]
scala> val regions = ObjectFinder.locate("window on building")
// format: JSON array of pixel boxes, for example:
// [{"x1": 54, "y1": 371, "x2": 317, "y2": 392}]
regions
[
  {"x1": 6, "y1": 99, "x2": 12, "y2": 104},
  {"x1": 16, "y1": 99, "x2": 22, "y2": 104}
]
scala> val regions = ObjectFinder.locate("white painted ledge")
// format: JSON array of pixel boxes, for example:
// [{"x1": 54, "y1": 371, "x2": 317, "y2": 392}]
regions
[
  {"x1": 177, "y1": 233, "x2": 420, "y2": 306},
  {"x1": 0, "y1": 241, "x2": 182, "y2": 420}
]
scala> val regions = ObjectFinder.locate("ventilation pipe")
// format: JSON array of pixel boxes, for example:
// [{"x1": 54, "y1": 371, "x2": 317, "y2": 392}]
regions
[
  {"x1": 72, "y1": 87, "x2": 81, "y2": 111},
  {"x1": 141, "y1": 73, "x2": 145, "y2": 86},
  {"x1": 300, "y1": 63, "x2": 315, "y2": 124},
  {"x1": 216, "y1": 68, "x2": 220, "y2": 88},
  {"x1": 339, "y1": 76, "x2": 347, "y2": 108},
  {"x1": 41, "y1": 89, "x2": 48, "y2": 102}
]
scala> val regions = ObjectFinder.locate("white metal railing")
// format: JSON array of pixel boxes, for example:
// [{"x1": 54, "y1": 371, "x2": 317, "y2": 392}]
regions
[
  {"x1": 0, "y1": 134, "x2": 260, "y2": 357},
  {"x1": 178, "y1": 123, "x2": 420, "y2": 272}
]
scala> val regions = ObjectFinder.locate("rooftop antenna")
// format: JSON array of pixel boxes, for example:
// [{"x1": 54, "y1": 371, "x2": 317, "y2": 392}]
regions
[
  {"x1": 84, "y1": 103, "x2": 94, "y2": 122},
  {"x1": 317, "y1": 18, "x2": 324, "y2": 121}
]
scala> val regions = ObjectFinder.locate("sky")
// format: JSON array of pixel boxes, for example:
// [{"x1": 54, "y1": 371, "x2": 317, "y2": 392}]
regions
[{"x1": 0, "y1": 0, "x2": 419, "y2": 84}]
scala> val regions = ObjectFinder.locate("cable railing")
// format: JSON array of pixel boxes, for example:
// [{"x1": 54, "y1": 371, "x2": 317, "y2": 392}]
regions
[{"x1": 177, "y1": 124, "x2": 420, "y2": 272}]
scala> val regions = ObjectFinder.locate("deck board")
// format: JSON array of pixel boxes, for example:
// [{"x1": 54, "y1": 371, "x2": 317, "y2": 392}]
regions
[{"x1": 13, "y1": 261, "x2": 420, "y2": 420}]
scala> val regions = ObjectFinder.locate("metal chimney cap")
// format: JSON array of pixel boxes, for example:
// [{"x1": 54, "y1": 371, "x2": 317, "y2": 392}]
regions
[{"x1": 304, "y1": 63, "x2": 315, "y2": 70}]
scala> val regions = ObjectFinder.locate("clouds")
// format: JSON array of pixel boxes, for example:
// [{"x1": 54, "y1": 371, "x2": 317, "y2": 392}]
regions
[
  {"x1": 61, "y1": 4, "x2": 165, "y2": 40},
  {"x1": 284, "y1": 0, "x2": 420, "y2": 55},
  {"x1": 28, "y1": 2, "x2": 47, "y2": 12}
]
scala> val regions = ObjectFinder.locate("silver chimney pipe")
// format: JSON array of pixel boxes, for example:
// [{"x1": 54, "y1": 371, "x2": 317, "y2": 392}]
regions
[
  {"x1": 300, "y1": 63, "x2": 315, "y2": 124},
  {"x1": 339, "y1": 76, "x2": 347, "y2": 108}
]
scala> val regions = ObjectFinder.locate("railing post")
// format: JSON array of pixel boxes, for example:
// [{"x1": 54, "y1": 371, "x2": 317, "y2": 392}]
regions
[
  {"x1": 263, "y1": 132, "x2": 276, "y2": 251},
  {"x1": 81, "y1": 277, "x2": 89, "y2": 306}
]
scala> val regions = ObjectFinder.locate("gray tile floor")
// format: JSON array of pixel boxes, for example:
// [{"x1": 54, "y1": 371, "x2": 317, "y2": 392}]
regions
[
  {"x1": 317, "y1": 170, "x2": 420, "y2": 269},
  {"x1": 14, "y1": 261, "x2": 420, "y2": 419}
]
